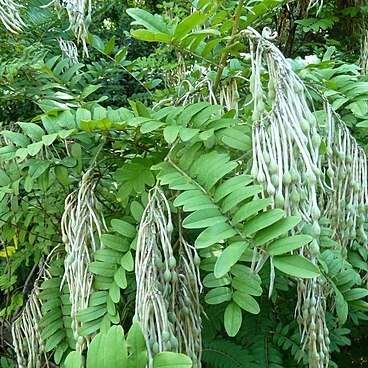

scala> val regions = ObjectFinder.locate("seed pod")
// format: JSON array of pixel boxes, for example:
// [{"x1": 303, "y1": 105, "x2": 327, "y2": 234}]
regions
[
  {"x1": 271, "y1": 174, "x2": 279, "y2": 187},
  {"x1": 290, "y1": 189, "x2": 300, "y2": 203},
  {"x1": 170, "y1": 335, "x2": 179, "y2": 349},
  {"x1": 269, "y1": 161, "x2": 278, "y2": 175},
  {"x1": 309, "y1": 240, "x2": 320, "y2": 256},
  {"x1": 257, "y1": 171, "x2": 266, "y2": 183},
  {"x1": 327, "y1": 168, "x2": 334, "y2": 178},
  {"x1": 309, "y1": 306, "x2": 316, "y2": 316},
  {"x1": 311, "y1": 222, "x2": 321, "y2": 238},
  {"x1": 266, "y1": 182, "x2": 275, "y2": 196},
  {"x1": 305, "y1": 170, "x2": 316, "y2": 185},
  {"x1": 163, "y1": 269, "x2": 172, "y2": 282},
  {"x1": 300, "y1": 119, "x2": 310, "y2": 134},
  {"x1": 257, "y1": 100, "x2": 265, "y2": 113},
  {"x1": 171, "y1": 271, "x2": 178, "y2": 283},
  {"x1": 168, "y1": 256, "x2": 176, "y2": 269},
  {"x1": 317, "y1": 333, "x2": 324, "y2": 343},
  {"x1": 162, "y1": 330, "x2": 170, "y2": 342},
  {"x1": 275, "y1": 192, "x2": 285, "y2": 208},
  {"x1": 194, "y1": 254, "x2": 201, "y2": 266},
  {"x1": 283, "y1": 172, "x2": 292, "y2": 186},
  {"x1": 152, "y1": 342, "x2": 160, "y2": 354},
  {"x1": 252, "y1": 110, "x2": 260, "y2": 122}
]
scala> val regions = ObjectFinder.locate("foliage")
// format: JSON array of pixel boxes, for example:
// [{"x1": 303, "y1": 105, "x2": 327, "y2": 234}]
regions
[{"x1": 0, "y1": 0, "x2": 368, "y2": 368}]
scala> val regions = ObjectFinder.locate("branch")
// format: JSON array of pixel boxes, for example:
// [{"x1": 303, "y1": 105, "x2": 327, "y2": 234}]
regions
[{"x1": 212, "y1": 0, "x2": 244, "y2": 93}]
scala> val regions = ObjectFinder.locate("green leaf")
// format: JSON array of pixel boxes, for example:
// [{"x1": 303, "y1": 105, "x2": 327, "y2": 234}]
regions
[
  {"x1": 114, "y1": 266, "x2": 127, "y2": 289},
  {"x1": 267, "y1": 235, "x2": 313, "y2": 256},
  {"x1": 344, "y1": 288, "x2": 368, "y2": 301},
  {"x1": 131, "y1": 29, "x2": 172, "y2": 43},
  {"x1": 111, "y1": 219, "x2": 137, "y2": 238},
  {"x1": 224, "y1": 302, "x2": 242, "y2": 337},
  {"x1": 140, "y1": 121, "x2": 164, "y2": 133},
  {"x1": 100, "y1": 234, "x2": 130, "y2": 252},
  {"x1": 216, "y1": 127, "x2": 251, "y2": 150},
  {"x1": 232, "y1": 276, "x2": 262, "y2": 296},
  {"x1": 195, "y1": 222, "x2": 237, "y2": 248},
  {"x1": 203, "y1": 273, "x2": 231, "y2": 288},
  {"x1": 77, "y1": 305, "x2": 107, "y2": 323},
  {"x1": 173, "y1": 11, "x2": 208, "y2": 41},
  {"x1": 76, "y1": 108, "x2": 92, "y2": 123},
  {"x1": 174, "y1": 190, "x2": 216, "y2": 211},
  {"x1": 232, "y1": 291, "x2": 260, "y2": 314},
  {"x1": 86, "y1": 326, "x2": 128, "y2": 368},
  {"x1": 214, "y1": 175, "x2": 253, "y2": 202},
  {"x1": 205, "y1": 287, "x2": 232, "y2": 305},
  {"x1": 109, "y1": 281, "x2": 121, "y2": 303},
  {"x1": 254, "y1": 216, "x2": 301, "y2": 246},
  {"x1": 55, "y1": 165, "x2": 70, "y2": 186},
  {"x1": 127, "y1": 322, "x2": 147, "y2": 368},
  {"x1": 243, "y1": 209, "x2": 285, "y2": 235},
  {"x1": 273, "y1": 255, "x2": 321, "y2": 278},
  {"x1": 163, "y1": 126, "x2": 181, "y2": 144},
  {"x1": 105, "y1": 35, "x2": 116, "y2": 54},
  {"x1": 179, "y1": 127, "x2": 200, "y2": 141},
  {"x1": 127, "y1": 8, "x2": 171, "y2": 34},
  {"x1": 42, "y1": 133, "x2": 59, "y2": 146},
  {"x1": 64, "y1": 351, "x2": 82, "y2": 368},
  {"x1": 121, "y1": 251, "x2": 134, "y2": 271},
  {"x1": 153, "y1": 352, "x2": 192, "y2": 368},
  {"x1": 182, "y1": 209, "x2": 227, "y2": 229},
  {"x1": 18, "y1": 122, "x2": 45, "y2": 141},
  {"x1": 89, "y1": 262, "x2": 117, "y2": 277},
  {"x1": 332, "y1": 283, "x2": 348, "y2": 325},
  {"x1": 1, "y1": 131, "x2": 30, "y2": 147},
  {"x1": 221, "y1": 185, "x2": 263, "y2": 212},
  {"x1": 27, "y1": 142, "x2": 44, "y2": 156},
  {"x1": 214, "y1": 242, "x2": 249, "y2": 278}
]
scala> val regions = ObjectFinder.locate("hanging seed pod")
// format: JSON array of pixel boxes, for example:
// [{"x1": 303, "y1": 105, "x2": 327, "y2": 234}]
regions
[
  {"x1": 0, "y1": 0, "x2": 26, "y2": 34},
  {"x1": 60, "y1": 168, "x2": 107, "y2": 352},
  {"x1": 135, "y1": 187, "x2": 202, "y2": 368}
]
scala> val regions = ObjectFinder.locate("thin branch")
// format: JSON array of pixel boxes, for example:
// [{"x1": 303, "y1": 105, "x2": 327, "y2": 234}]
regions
[{"x1": 212, "y1": 0, "x2": 244, "y2": 93}]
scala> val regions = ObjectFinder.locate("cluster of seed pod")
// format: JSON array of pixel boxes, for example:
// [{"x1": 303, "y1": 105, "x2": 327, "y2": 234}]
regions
[
  {"x1": 135, "y1": 187, "x2": 202, "y2": 368},
  {"x1": 296, "y1": 279, "x2": 330, "y2": 368},
  {"x1": 0, "y1": 0, "x2": 26, "y2": 34},
  {"x1": 44, "y1": 0, "x2": 91, "y2": 56},
  {"x1": 58, "y1": 38, "x2": 79, "y2": 65},
  {"x1": 322, "y1": 104, "x2": 368, "y2": 251},
  {"x1": 243, "y1": 27, "x2": 367, "y2": 368},
  {"x1": 12, "y1": 292, "x2": 44, "y2": 368},
  {"x1": 61, "y1": 168, "x2": 107, "y2": 352},
  {"x1": 11, "y1": 252, "x2": 59, "y2": 368}
]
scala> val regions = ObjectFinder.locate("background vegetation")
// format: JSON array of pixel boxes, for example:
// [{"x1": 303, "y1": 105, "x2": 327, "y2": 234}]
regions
[{"x1": 0, "y1": 0, "x2": 368, "y2": 367}]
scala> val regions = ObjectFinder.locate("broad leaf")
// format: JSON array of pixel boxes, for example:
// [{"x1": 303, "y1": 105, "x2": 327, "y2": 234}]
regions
[{"x1": 273, "y1": 255, "x2": 321, "y2": 278}]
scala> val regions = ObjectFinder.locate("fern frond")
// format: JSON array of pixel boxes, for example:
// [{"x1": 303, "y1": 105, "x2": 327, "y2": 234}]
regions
[{"x1": 202, "y1": 339, "x2": 258, "y2": 368}]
